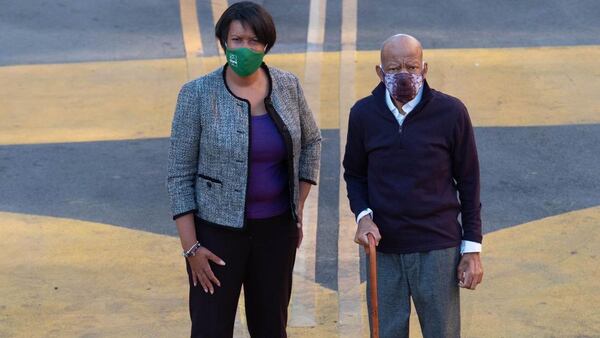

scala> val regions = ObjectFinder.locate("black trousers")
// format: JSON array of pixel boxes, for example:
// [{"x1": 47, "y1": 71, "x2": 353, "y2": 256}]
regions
[{"x1": 186, "y1": 210, "x2": 298, "y2": 338}]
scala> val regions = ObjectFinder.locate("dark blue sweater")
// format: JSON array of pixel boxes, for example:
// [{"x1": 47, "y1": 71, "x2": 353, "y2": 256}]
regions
[{"x1": 343, "y1": 81, "x2": 482, "y2": 254}]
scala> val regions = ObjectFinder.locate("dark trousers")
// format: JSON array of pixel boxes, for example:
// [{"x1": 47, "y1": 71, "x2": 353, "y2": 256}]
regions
[{"x1": 186, "y1": 210, "x2": 298, "y2": 338}]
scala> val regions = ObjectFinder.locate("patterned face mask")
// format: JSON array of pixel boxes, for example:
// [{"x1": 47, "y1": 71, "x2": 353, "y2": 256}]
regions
[{"x1": 381, "y1": 69, "x2": 423, "y2": 104}]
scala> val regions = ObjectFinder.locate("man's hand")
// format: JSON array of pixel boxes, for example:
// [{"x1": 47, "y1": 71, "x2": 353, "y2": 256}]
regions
[
  {"x1": 354, "y1": 215, "x2": 382, "y2": 249},
  {"x1": 457, "y1": 252, "x2": 483, "y2": 290}
]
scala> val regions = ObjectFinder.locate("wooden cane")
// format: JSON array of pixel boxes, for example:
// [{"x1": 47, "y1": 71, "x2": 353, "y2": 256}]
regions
[{"x1": 367, "y1": 233, "x2": 379, "y2": 338}]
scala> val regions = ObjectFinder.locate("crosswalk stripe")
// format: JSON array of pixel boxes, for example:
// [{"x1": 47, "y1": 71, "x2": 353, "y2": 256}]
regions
[
  {"x1": 179, "y1": 0, "x2": 204, "y2": 79},
  {"x1": 338, "y1": 0, "x2": 367, "y2": 336},
  {"x1": 210, "y1": 0, "x2": 228, "y2": 64},
  {"x1": 289, "y1": 0, "x2": 327, "y2": 327}
]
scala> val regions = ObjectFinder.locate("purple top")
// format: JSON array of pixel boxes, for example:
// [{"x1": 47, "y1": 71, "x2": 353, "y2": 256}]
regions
[{"x1": 246, "y1": 113, "x2": 289, "y2": 219}]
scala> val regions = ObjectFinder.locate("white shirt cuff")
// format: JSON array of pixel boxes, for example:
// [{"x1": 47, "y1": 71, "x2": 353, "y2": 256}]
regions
[
  {"x1": 356, "y1": 208, "x2": 373, "y2": 224},
  {"x1": 461, "y1": 240, "x2": 482, "y2": 254}
]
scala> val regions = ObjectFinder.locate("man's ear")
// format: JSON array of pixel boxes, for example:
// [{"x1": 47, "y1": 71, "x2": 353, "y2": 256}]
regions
[
  {"x1": 422, "y1": 61, "x2": 429, "y2": 78},
  {"x1": 376, "y1": 65, "x2": 384, "y2": 82}
]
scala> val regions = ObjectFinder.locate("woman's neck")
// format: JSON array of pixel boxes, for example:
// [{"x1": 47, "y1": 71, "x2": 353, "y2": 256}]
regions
[{"x1": 225, "y1": 66, "x2": 263, "y2": 87}]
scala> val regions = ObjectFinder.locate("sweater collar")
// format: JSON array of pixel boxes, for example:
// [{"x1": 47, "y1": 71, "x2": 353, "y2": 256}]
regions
[
  {"x1": 372, "y1": 80, "x2": 432, "y2": 119},
  {"x1": 385, "y1": 84, "x2": 423, "y2": 115}
]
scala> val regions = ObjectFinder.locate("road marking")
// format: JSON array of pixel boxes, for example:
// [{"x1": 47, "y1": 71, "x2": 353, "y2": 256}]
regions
[
  {"x1": 0, "y1": 59, "x2": 186, "y2": 145},
  {"x1": 289, "y1": 0, "x2": 327, "y2": 327},
  {"x1": 211, "y1": 0, "x2": 228, "y2": 64},
  {"x1": 461, "y1": 206, "x2": 600, "y2": 337},
  {"x1": 307, "y1": 0, "x2": 327, "y2": 49},
  {"x1": 2, "y1": 46, "x2": 599, "y2": 145},
  {"x1": 338, "y1": 0, "x2": 367, "y2": 336},
  {"x1": 0, "y1": 212, "x2": 343, "y2": 337},
  {"x1": 179, "y1": 0, "x2": 204, "y2": 79},
  {"x1": 3, "y1": 203, "x2": 598, "y2": 337},
  {"x1": 0, "y1": 212, "x2": 190, "y2": 337},
  {"x1": 354, "y1": 46, "x2": 600, "y2": 126}
]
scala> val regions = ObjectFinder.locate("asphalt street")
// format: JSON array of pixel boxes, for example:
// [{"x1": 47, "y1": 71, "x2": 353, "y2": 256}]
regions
[
  {"x1": 1, "y1": 0, "x2": 598, "y2": 233},
  {"x1": 2, "y1": 0, "x2": 599, "y2": 279},
  {"x1": 3, "y1": 0, "x2": 600, "y2": 65}
]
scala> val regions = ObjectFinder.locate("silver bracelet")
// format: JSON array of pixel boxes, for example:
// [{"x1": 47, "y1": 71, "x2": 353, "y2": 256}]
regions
[{"x1": 182, "y1": 241, "x2": 201, "y2": 258}]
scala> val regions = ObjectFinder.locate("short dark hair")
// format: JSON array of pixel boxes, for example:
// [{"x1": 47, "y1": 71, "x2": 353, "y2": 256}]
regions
[{"x1": 215, "y1": 2, "x2": 276, "y2": 54}]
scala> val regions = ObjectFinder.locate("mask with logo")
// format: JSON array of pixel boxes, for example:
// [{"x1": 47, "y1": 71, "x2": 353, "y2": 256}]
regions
[
  {"x1": 381, "y1": 68, "x2": 424, "y2": 104},
  {"x1": 226, "y1": 46, "x2": 265, "y2": 77}
]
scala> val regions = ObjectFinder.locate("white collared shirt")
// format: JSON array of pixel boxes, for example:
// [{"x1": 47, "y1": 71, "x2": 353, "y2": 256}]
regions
[
  {"x1": 385, "y1": 84, "x2": 423, "y2": 125},
  {"x1": 356, "y1": 85, "x2": 482, "y2": 254}
]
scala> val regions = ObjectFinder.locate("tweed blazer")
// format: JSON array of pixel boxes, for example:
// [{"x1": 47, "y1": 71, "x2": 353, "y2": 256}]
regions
[{"x1": 167, "y1": 64, "x2": 321, "y2": 229}]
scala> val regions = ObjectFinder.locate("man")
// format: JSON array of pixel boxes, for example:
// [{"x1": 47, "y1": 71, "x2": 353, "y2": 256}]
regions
[{"x1": 343, "y1": 34, "x2": 483, "y2": 338}]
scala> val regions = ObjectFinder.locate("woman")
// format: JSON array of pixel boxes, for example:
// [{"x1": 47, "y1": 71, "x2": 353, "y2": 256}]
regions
[{"x1": 166, "y1": 2, "x2": 321, "y2": 337}]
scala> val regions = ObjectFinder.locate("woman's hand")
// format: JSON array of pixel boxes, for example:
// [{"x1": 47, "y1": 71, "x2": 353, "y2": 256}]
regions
[
  {"x1": 187, "y1": 247, "x2": 226, "y2": 294},
  {"x1": 297, "y1": 181, "x2": 314, "y2": 249},
  {"x1": 296, "y1": 202, "x2": 304, "y2": 248}
]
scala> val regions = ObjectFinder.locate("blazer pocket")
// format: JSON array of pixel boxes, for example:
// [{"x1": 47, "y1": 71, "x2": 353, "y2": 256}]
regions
[
  {"x1": 198, "y1": 173, "x2": 222, "y2": 185},
  {"x1": 196, "y1": 174, "x2": 224, "y2": 221}
]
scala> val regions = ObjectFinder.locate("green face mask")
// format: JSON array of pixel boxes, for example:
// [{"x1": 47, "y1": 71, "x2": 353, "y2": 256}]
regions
[{"x1": 226, "y1": 47, "x2": 265, "y2": 77}]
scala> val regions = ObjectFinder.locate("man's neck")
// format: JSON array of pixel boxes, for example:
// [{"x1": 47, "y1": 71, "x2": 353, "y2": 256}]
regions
[{"x1": 392, "y1": 97, "x2": 408, "y2": 115}]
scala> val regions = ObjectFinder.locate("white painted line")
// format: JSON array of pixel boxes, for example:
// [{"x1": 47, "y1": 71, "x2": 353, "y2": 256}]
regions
[
  {"x1": 289, "y1": 0, "x2": 327, "y2": 327},
  {"x1": 179, "y1": 0, "x2": 204, "y2": 79},
  {"x1": 211, "y1": 0, "x2": 228, "y2": 63},
  {"x1": 338, "y1": 0, "x2": 366, "y2": 336}
]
